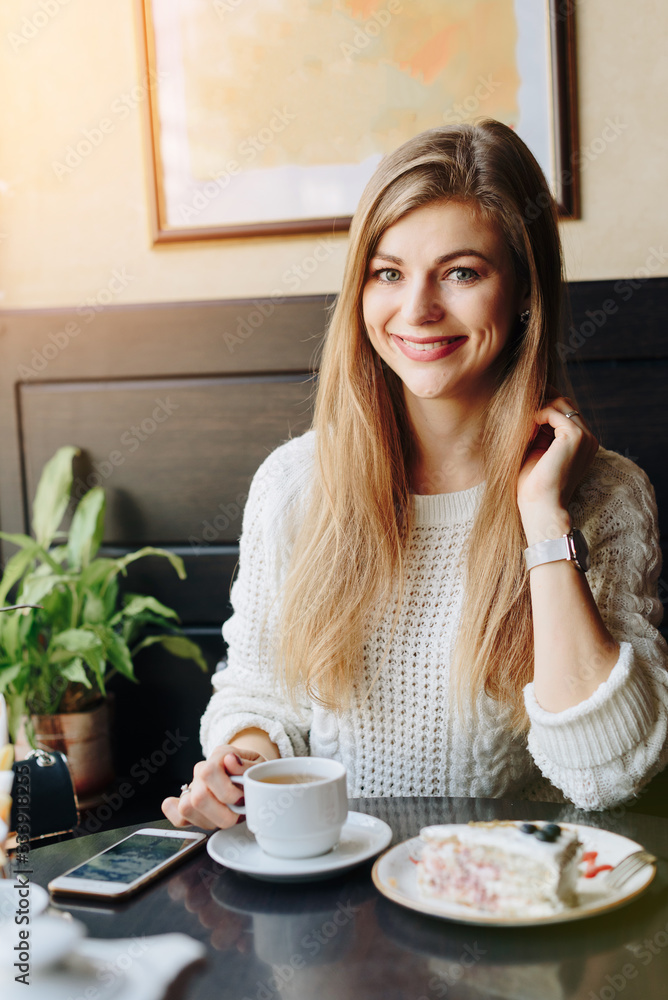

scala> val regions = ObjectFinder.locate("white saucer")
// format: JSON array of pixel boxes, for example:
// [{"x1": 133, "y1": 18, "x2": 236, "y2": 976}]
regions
[{"x1": 207, "y1": 811, "x2": 393, "y2": 882}]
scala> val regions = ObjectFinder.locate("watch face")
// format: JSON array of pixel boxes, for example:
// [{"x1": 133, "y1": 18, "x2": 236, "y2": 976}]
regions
[{"x1": 571, "y1": 529, "x2": 591, "y2": 572}]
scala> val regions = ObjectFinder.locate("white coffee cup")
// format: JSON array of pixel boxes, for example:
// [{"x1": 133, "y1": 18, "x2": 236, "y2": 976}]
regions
[{"x1": 228, "y1": 757, "x2": 348, "y2": 859}]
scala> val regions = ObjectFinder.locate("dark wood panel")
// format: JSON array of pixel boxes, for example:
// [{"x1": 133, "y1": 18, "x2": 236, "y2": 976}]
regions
[
  {"x1": 19, "y1": 375, "x2": 315, "y2": 545},
  {"x1": 564, "y1": 276, "x2": 668, "y2": 361},
  {"x1": 569, "y1": 360, "x2": 667, "y2": 535},
  {"x1": 0, "y1": 296, "x2": 329, "y2": 540},
  {"x1": 1, "y1": 296, "x2": 331, "y2": 379}
]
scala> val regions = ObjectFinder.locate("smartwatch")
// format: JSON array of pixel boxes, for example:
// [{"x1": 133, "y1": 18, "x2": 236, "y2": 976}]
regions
[{"x1": 524, "y1": 528, "x2": 590, "y2": 573}]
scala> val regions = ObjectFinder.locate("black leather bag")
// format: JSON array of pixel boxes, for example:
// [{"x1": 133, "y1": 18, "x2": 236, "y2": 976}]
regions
[{"x1": 10, "y1": 749, "x2": 79, "y2": 841}]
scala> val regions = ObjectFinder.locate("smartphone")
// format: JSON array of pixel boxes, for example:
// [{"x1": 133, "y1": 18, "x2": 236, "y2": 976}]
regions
[{"x1": 48, "y1": 827, "x2": 207, "y2": 900}]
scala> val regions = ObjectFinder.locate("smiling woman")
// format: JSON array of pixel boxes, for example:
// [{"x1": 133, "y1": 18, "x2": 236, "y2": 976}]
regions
[{"x1": 162, "y1": 120, "x2": 668, "y2": 831}]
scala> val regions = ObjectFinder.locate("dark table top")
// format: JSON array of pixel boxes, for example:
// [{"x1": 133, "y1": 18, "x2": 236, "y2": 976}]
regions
[{"x1": 20, "y1": 797, "x2": 668, "y2": 1000}]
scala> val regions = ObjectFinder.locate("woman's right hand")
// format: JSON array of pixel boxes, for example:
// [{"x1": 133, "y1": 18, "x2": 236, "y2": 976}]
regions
[{"x1": 161, "y1": 745, "x2": 265, "y2": 830}]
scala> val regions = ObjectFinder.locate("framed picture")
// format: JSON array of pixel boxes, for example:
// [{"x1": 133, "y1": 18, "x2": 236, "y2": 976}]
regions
[{"x1": 138, "y1": 0, "x2": 578, "y2": 244}]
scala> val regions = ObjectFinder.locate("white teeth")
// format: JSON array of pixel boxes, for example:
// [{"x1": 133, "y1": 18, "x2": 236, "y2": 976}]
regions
[{"x1": 400, "y1": 338, "x2": 457, "y2": 351}]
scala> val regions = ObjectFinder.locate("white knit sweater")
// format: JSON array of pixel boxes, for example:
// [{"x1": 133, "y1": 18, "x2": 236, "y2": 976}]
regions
[{"x1": 200, "y1": 430, "x2": 668, "y2": 810}]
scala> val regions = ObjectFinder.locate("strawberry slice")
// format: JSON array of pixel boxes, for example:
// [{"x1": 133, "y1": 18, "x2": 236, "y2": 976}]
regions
[{"x1": 584, "y1": 863, "x2": 613, "y2": 878}]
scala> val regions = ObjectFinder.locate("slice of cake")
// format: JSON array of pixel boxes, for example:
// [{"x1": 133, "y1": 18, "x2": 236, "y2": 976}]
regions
[{"x1": 416, "y1": 820, "x2": 583, "y2": 917}]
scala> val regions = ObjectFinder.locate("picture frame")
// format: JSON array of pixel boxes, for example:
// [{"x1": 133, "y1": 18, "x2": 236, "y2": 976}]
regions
[{"x1": 137, "y1": 0, "x2": 579, "y2": 244}]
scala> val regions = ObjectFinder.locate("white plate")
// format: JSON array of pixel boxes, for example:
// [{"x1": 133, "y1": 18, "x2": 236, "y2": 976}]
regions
[
  {"x1": 372, "y1": 822, "x2": 657, "y2": 926},
  {"x1": 207, "y1": 811, "x2": 392, "y2": 882}
]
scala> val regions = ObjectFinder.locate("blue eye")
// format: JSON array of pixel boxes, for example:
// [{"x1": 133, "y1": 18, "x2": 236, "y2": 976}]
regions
[
  {"x1": 377, "y1": 268, "x2": 401, "y2": 282},
  {"x1": 450, "y1": 267, "x2": 478, "y2": 282}
]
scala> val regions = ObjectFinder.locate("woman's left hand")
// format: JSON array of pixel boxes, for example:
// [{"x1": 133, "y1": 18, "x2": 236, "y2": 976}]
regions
[{"x1": 517, "y1": 396, "x2": 598, "y2": 545}]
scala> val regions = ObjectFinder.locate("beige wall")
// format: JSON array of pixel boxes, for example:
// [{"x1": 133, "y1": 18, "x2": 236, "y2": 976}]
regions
[{"x1": 0, "y1": 0, "x2": 666, "y2": 311}]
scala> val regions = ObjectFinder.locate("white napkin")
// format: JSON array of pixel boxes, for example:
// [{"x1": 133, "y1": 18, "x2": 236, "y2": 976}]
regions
[{"x1": 2, "y1": 929, "x2": 206, "y2": 1000}]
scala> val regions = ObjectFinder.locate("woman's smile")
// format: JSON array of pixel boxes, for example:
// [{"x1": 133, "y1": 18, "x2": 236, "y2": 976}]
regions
[{"x1": 391, "y1": 333, "x2": 467, "y2": 360}]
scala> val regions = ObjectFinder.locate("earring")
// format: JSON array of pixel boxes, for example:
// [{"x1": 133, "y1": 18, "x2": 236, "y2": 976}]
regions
[{"x1": 520, "y1": 309, "x2": 530, "y2": 324}]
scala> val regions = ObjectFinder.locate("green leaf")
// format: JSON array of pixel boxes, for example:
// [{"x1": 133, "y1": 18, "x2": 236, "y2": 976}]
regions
[
  {"x1": 49, "y1": 545, "x2": 69, "y2": 563},
  {"x1": 40, "y1": 584, "x2": 73, "y2": 632},
  {"x1": 0, "y1": 610, "x2": 23, "y2": 661},
  {"x1": 0, "y1": 544, "x2": 40, "y2": 605},
  {"x1": 49, "y1": 647, "x2": 82, "y2": 664},
  {"x1": 82, "y1": 592, "x2": 106, "y2": 624},
  {"x1": 32, "y1": 446, "x2": 78, "y2": 548},
  {"x1": 32, "y1": 559, "x2": 60, "y2": 577},
  {"x1": 67, "y1": 487, "x2": 106, "y2": 570},
  {"x1": 112, "y1": 548, "x2": 186, "y2": 580},
  {"x1": 112, "y1": 595, "x2": 180, "y2": 626},
  {"x1": 4, "y1": 690, "x2": 27, "y2": 743},
  {"x1": 53, "y1": 627, "x2": 106, "y2": 694},
  {"x1": 133, "y1": 634, "x2": 207, "y2": 672},
  {"x1": 80, "y1": 559, "x2": 116, "y2": 588},
  {"x1": 19, "y1": 574, "x2": 64, "y2": 607},
  {"x1": 0, "y1": 531, "x2": 39, "y2": 549},
  {"x1": 60, "y1": 658, "x2": 92, "y2": 688},
  {"x1": 7, "y1": 661, "x2": 35, "y2": 696},
  {"x1": 103, "y1": 630, "x2": 136, "y2": 682},
  {"x1": 101, "y1": 576, "x2": 119, "y2": 620},
  {"x1": 79, "y1": 645, "x2": 106, "y2": 696},
  {"x1": 0, "y1": 663, "x2": 23, "y2": 693},
  {"x1": 83, "y1": 624, "x2": 135, "y2": 681},
  {"x1": 53, "y1": 628, "x2": 100, "y2": 653}
]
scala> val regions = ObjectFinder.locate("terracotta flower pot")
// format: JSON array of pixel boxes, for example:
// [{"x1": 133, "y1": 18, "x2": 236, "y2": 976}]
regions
[{"x1": 15, "y1": 699, "x2": 115, "y2": 808}]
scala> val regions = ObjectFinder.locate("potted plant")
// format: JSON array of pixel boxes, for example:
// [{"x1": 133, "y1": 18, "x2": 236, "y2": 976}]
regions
[{"x1": 0, "y1": 446, "x2": 206, "y2": 804}]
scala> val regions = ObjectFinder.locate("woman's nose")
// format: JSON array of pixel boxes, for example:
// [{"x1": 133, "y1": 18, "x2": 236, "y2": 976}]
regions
[{"x1": 400, "y1": 278, "x2": 445, "y2": 326}]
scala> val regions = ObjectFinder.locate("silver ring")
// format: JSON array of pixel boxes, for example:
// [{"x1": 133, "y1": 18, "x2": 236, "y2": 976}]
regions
[
  {"x1": 180, "y1": 783, "x2": 191, "y2": 796},
  {"x1": 564, "y1": 410, "x2": 580, "y2": 419}
]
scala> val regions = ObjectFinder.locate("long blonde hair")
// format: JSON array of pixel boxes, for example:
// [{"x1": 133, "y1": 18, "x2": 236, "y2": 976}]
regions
[{"x1": 278, "y1": 120, "x2": 565, "y2": 731}]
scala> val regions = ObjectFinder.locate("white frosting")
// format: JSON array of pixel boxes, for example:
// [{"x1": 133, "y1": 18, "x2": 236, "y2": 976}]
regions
[{"x1": 420, "y1": 821, "x2": 580, "y2": 865}]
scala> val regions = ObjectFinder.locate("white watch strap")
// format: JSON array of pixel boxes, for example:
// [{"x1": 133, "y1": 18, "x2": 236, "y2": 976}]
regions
[{"x1": 524, "y1": 535, "x2": 571, "y2": 571}]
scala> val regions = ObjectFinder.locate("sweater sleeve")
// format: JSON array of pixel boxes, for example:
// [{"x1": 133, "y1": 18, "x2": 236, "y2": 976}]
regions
[
  {"x1": 523, "y1": 449, "x2": 668, "y2": 810},
  {"x1": 199, "y1": 435, "x2": 315, "y2": 760}
]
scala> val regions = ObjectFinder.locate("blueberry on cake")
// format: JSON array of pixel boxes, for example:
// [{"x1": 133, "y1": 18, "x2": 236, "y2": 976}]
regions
[{"x1": 416, "y1": 821, "x2": 583, "y2": 916}]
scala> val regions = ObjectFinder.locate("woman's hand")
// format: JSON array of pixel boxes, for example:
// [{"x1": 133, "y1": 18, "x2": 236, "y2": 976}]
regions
[
  {"x1": 161, "y1": 745, "x2": 265, "y2": 830},
  {"x1": 517, "y1": 395, "x2": 598, "y2": 545}
]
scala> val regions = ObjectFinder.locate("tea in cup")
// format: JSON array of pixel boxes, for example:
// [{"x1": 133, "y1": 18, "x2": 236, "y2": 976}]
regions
[{"x1": 228, "y1": 757, "x2": 347, "y2": 859}]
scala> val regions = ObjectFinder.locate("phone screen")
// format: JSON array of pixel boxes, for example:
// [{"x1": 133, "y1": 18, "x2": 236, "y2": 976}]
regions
[{"x1": 66, "y1": 834, "x2": 196, "y2": 884}]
